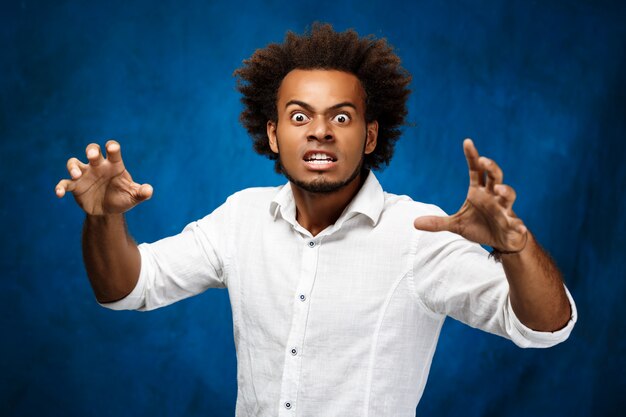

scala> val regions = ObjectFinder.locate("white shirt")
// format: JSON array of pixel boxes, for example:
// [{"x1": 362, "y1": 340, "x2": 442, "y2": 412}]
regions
[{"x1": 103, "y1": 171, "x2": 577, "y2": 417}]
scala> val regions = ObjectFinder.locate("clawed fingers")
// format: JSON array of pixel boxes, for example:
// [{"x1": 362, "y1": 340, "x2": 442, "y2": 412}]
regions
[
  {"x1": 66, "y1": 157, "x2": 88, "y2": 179},
  {"x1": 413, "y1": 215, "x2": 454, "y2": 233},
  {"x1": 479, "y1": 156, "x2": 503, "y2": 192},
  {"x1": 494, "y1": 184, "x2": 517, "y2": 210},
  {"x1": 105, "y1": 140, "x2": 123, "y2": 163},
  {"x1": 463, "y1": 138, "x2": 483, "y2": 186},
  {"x1": 447, "y1": 139, "x2": 527, "y2": 249},
  {"x1": 86, "y1": 143, "x2": 104, "y2": 167},
  {"x1": 464, "y1": 139, "x2": 505, "y2": 193},
  {"x1": 57, "y1": 140, "x2": 125, "y2": 199},
  {"x1": 510, "y1": 218, "x2": 527, "y2": 235},
  {"x1": 135, "y1": 183, "x2": 154, "y2": 201},
  {"x1": 55, "y1": 179, "x2": 75, "y2": 198}
]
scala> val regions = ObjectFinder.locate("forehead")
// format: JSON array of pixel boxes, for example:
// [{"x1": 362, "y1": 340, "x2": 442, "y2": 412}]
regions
[{"x1": 277, "y1": 69, "x2": 366, "y2": 110}]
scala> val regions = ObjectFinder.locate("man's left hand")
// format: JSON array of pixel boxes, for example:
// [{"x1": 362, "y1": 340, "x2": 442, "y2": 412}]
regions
[{"x1": 413, "y1": 138, "x2": 528, "y2": 253}]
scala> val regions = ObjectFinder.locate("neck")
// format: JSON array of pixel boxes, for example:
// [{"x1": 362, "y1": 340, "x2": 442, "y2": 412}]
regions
[{"x1": 291, "y1": 172, "x2": 366, "y2": 236}]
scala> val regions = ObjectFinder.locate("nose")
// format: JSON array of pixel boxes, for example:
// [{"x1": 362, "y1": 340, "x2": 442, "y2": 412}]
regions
[{"x1": 307, "y1": 117, "x2": 333, "y2": 142}]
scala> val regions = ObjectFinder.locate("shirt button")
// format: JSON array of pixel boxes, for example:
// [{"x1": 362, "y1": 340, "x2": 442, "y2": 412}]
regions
[
  {"x1": 299, "y1": 294, "x2": 306, "y2": 302},
  {"x1": 285, "y1": 402, "x2": 292, "y2": 409},
  {"x1": 308, "y1": 241, "x2": 316, "y2": 248},
  {"x1": 291, "y1": 347, "x2": 298, "y2": 356}
]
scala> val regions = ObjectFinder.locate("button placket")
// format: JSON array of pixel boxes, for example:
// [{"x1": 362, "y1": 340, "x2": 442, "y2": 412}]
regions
[{"x1": 278, "y1": 237, "x2": 320, "y2": 416}]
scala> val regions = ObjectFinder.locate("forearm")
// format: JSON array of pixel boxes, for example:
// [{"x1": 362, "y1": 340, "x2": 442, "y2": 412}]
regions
[
  {"x1": 502, "y1": 232, "x2": 571, "y2": 332},
  {"x1": 82, "y1": 214, "x2": 141, "y2": 303}
]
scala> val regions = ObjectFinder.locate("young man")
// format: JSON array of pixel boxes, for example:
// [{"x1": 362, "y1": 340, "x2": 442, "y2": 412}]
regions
[{"x1": 55, "y1": 24, "x2": 576, "y2": 416}]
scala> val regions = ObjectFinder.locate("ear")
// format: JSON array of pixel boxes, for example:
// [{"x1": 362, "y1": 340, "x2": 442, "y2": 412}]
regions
[
  {"x1": 364, "y1": 120, "x2": 378, "y2": 155},
  {"x1": 267, "y1": 120, "x2": 279, "y2": 154}
]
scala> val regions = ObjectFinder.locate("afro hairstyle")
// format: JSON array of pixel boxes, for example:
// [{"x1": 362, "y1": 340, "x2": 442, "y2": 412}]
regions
[{"x1": 234, "y1": 23, "x2": 411, "y2": 173}]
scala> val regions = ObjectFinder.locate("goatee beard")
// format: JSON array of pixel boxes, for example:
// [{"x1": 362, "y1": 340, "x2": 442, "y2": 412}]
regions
[
  {"x1": 279, "y1": 157, "x2": 365, "y2": 194},
  {"x1": 275, "y1": 131, "x2": 369, "y2": 194}
]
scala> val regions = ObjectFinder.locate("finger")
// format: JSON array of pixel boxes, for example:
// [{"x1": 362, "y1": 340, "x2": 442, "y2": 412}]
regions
[
  {"x1": 86, "y1": 143, "x2": 104, "y2": 167},
  {"x1": 105, "y1": 140, "x2": 123, "y2": 163},
  {"x1": 479, "y1": 156, "x2": 503, "y2": 192},
  {"x1": 135, "y1": 183, "x2": 153, "y2": 201},
  {"x1": 66, "y1": 157, "x2": 88, "y2": 179},
  {"x1": 494, "y1": 184, "x2": 516, "y2": 210},
  {"x1": 508, "y1": 216, "x2": 528, "y2": 234},
  {"x1": 55, "y1": 179, "x2": 76, "y2": 198},
  {"x1": 414, "y1": 215, "x2": 454, "y2": 233},
  {"x1": 508, "y1": 219, "x2": 529, "y2": 250},
  {"x1": 463, "y1": 138, "x2": 483, "y2": 186},
  {"x1": 517, "y1": 223, "x2": 528, "y2": 235}
]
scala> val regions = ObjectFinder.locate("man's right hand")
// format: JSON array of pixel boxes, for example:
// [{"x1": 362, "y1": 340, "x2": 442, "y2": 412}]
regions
[{"x1": 55, "y1": 140, "x2": 153, "y2": 215}]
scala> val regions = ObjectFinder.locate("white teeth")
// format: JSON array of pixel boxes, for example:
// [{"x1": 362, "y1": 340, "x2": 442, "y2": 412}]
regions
[{"x1": 306, "y1": 153, "x2": 334, "y2": 162}]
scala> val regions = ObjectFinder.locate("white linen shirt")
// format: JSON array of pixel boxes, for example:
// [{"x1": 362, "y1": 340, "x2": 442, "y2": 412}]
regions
[{"x1": 103, "y1": 171, "x2": 577, "y2": 417}]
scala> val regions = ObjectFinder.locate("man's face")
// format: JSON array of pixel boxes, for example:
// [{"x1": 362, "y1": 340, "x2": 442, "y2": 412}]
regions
[{"x1": 267, "y1": 69, "x2": 378, "y2": 194}]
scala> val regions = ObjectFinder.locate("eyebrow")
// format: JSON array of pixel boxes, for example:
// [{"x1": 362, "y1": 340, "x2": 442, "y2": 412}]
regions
[{"x1": 284, "y1": 100, "x2": 357, "y2": 113}]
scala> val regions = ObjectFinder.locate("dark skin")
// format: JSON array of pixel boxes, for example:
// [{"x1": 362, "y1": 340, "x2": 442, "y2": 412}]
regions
[
  {"x1": 413, "y1": 139, "x2": 571, "y2": 331},
  {"x1": 56, "y1": 69, "x2": 570, "y2": 331},
  {"x1": 55, "y1": 141, "x2": 150, "y2": 302},
  {"x1": 266, "y1": 70, "x2": 378, "y2": 236}
]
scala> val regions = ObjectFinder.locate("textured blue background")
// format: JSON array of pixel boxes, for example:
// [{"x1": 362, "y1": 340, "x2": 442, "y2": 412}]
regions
[{"x1": 2, "y1": 0, "x2": 625, "y2": 416}]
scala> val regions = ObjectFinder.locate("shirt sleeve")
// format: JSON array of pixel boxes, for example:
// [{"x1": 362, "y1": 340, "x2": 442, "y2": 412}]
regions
[
  {"x1": 411, "y1": 211, "x2": 577, "y2": 348},
  {"x1": 99, "y1": 197, "x2": 233, "y2": 312}
]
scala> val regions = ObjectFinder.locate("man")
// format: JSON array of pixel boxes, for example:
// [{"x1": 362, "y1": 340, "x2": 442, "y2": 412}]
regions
[{"x1": 55, "y1": 24, "x2": 576, "y2": 416}]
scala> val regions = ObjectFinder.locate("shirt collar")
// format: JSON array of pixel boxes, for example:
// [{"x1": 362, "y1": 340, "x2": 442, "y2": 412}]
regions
[{"x1": 269, "y1": 170, "x2": 385, "y2": 228}]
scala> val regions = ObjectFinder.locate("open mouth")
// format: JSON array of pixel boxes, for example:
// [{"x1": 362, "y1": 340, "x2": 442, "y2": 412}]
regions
[{"x1": 303, "y1": 152, "x2": 337, "y2": 165}]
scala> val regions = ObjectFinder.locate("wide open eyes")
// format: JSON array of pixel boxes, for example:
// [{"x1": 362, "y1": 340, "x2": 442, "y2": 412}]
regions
[
  {"x1": 289, "y1": 111, "x2": 351, "y2": 125},
  {"x1": 332, "y1": 113, "x2": 351, "y2": 124},
  {"x1": 290, "y1": 112, "x2": 310, "y2": 123}
]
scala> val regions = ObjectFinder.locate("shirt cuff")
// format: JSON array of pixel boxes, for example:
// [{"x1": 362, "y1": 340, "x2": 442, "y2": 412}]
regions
[
  {"x1": 505, "y1": 285, "x2": 577, "y2": 348},
  {"x1": 97, "y1": 243, "x2": 149, "y2": 311}
]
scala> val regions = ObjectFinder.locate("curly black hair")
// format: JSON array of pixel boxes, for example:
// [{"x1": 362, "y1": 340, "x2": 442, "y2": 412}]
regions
[{"x1": 234, "y1": 23, "x2": 411, "y2": 173}]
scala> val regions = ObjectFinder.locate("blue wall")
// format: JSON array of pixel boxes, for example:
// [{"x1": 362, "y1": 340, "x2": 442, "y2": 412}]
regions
[{"x1": 2, "y1": 0, "x2": 625, "y2": 415}]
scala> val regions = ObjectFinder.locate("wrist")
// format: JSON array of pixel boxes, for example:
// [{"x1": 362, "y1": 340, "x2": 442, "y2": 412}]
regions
[
  {"x1": 85, "y1": 212, "x2": 124, "y2": 220},
  {"x1": 489, "y1": 231, "x2": 529, "y2": 263}
]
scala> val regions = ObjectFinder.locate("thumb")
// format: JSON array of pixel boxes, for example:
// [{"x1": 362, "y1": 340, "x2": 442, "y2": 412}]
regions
[
  {"x1": 134, "y1": 183, "x2": 153, "y2": 202},
  {"x1": 413, "y1": 215, "x2": 453, "y2": 232}
]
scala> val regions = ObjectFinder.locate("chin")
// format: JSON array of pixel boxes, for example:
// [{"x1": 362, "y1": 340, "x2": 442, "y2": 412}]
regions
[
  {"x1": 294, "y1": 178, "x2": 350, "y2": 194},
  {"x1": 280, "y1": 160, "x2": 365, "y2": 194}
]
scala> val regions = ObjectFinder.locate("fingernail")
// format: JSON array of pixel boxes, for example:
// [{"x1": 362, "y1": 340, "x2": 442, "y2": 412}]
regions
[
  {"x1": 71, "y1": 168, "x2": 80, "y2": 177},
  {"x1": 87, "y1": 149, "x2": 97, "y2": 158}
]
